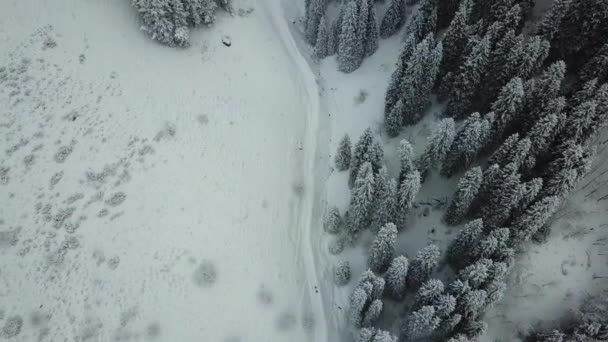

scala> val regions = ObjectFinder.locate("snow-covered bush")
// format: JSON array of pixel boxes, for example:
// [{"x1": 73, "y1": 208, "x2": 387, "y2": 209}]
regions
[{"x1": 334, "y1": 260, "x2": 351, "y2": 286}]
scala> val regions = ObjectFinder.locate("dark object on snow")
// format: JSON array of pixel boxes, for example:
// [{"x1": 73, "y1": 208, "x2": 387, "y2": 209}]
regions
[{"x1": 222, "y1": 35, "x2": 232, "y2": 47}]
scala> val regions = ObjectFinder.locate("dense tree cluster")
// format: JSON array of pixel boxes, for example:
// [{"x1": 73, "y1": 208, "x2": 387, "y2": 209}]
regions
[{"x1": 132, "y1": 0, "x2": 232, "y2": 47}]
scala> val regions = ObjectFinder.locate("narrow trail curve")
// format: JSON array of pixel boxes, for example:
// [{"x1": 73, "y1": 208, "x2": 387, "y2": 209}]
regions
[{"x1": 259, "y1": 1, "x2": 329, "y2": 341}]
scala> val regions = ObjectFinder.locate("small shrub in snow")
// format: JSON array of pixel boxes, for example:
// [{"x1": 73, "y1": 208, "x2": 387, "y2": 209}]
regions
[
  {"x1": 323, "y1": 206, "x2": 342, "y2": 234},
  {"x1": 328, "y1": 237, "x2": 345, "y2": 255},
  {"x1": 334, "y1": 260, "x2": 351, "y2": 286}
]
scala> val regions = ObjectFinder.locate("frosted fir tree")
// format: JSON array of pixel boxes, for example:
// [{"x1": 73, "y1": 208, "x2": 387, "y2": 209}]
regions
[
  {"x1": 461, "y1": 319, "x2": 488, "y2": 339},
  {"x1": 397, "y1": 170, "x2": 421, "y2": 229},
  {"x1": 413, "y1": 279, "x2": 444, "y2": 310},
  {"x1": 417, "y1": 118, "x2": 456, "y2": 180},
  {"x1": 338, "y1": 0, "x2": 363, "y2": 73},
  {"x1": 371, "y1": 330, "x2": 398, "y2": 342},
  {"x1": 481, "y1": 163, "x2": 522, "y2": 227},
  {"x1": 385, "y1": 255, "x2": 409, "y2": 300},
  {"x1": 477, "y1": 228, "x2": 510, "y2": 261},
  {"x1": 579, "y1": 43, "x2": 608, "y2": 84},
  {"x1": 512, "y1": 196, "x2": 561, "y2": 242},
  {"x1": 385, "y1": 99, "x2": 404, "y2": 137},
  {"x1": 446, "y1": 33, "x2": 491, "y2": 119},
  {"x1": 441, "y1": 113, "x2": 485, "y2": 177},
  {"x1": 362, "y1": 299, "x2": 383, "y2": 327},
  {"x1": 183, "y1": 0, "x2": 219, "y2": 26},
  {"x1": 518, "y1": 36, "x2": 551, "y2": 82},
  {"x1": 543, "y1": 142, "x2": 593, "y2": 199},
  {"x1": 522, "y1": 61, "x2": 566, "y2": 130},
  {"x1": 402, "y1": 305, "x2": 442, "y2": 340},
  {"x1": 350, "y1": 162, "x2": 376, "y2": 235},
  {"x1": 358, "y1": 328, "x2": 377, "y2": 342},
  {"x1": 334, "y1": 260, "x2": 351, "y2": 285},
  {"x1": 368, "y1": 223, "x2": 398, "y2": 273},
  {"x1": 527, "y1": 112, "x2": 560, "y2": 160},
  {"x1": 305, "y1": 0, "x2": 326, "y2": 44},
  {"x1": 444, "y1": 167, "x2": 482, "y2": 226},
  {"x1": 327, "y1": 19, "x2": 338, "y2": 56},
  {"x1": 535, "y1": 0, "x2": 572, "y2": 41},
  {"x1": 448, "y1": 219, "x2": 483, "y2": 269},
  {"x1": 364, "y1": 0, "x2": 379, "y2": 57},
  {"x1": 488, "y1": 134, "x2": 525, "y2": 167},
  {"x1": 335, "y1": 134, "x2": 352, "y2": 171},
  {"x1": 459, "y1": 289, "x2": 488, "y2": 320},
  {"x1": 405, "y1": 0, "x2": 437, "y2": 45},
  {"x1": 314, "y1": 17, "x2": 330, "y2": 59},
  {"x1": 563, "y1": 101, "x2": 599, "y2": 144},
  {"x1": 358, "y1": 0, "x2": 370, "y2": 56},
  {"x1": 349, "y1": 128, "x2": 375, "y2": 187},
  {"x1": 371, "y1": 177, "x2": 398, "y2": 233},
  {"x1": 458, "y1": 258, "x2": 492, "y2": 288},
  {"x1": 485, "y1": 280, "x2": 506, "y2": 307},
  {"x1": 398, "y1": 139, "x2": 415, "y2": 183},
  {"x1": 384, "y1": 36, "x2": 417, "y2": 117},
  {"x1": 369, "y1": 141, "x2": 385, "y2": 174},
  {"x1": 323, "y1": 206, "x2": 342, "y2": 234},
  {"x1": 350, "y1": 285, "x2": 371, "y2": 327},
  {"x1": 133, "y1": 0, "x2": 177, "y2": 46},
  {"x1": 435, "y1": 293, "x2": 457, "y2": 319},
  {"x1": 407, "y1": 244, "x2": 440, "y2": 289},
  {"x1": 511, "y1": 178, "x2": 543, "y2": 223},
  {"x1": 331, "y1": 5, "x2": 345, "y2": 55},
  {"x1": 380, "y1": 0, "x2": 407, "y2": 38},
  {"x1": 438, "y1": 0, "x2": 471, "y2": 84},
  {"x1": 490, "y1": 77, "x2": 524, "y2": 140},
  {"x1": 570, "y1": 79, "x2": 599, "y2": 108}
]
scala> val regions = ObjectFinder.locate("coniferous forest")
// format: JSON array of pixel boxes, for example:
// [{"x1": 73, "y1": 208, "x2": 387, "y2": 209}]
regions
[{"x1": 308, "y1": 0, "x2": 608, "y2": 341}]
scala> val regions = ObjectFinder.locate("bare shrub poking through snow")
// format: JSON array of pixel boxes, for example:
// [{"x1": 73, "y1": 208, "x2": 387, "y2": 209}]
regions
[{"x1": 192, "y1": 260, "x2": 217, "y2": 288}]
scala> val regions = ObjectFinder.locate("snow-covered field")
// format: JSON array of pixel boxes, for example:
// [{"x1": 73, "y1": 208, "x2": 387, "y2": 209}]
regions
[{"x1": 0, "y1": 1, "x2": 328, "y2": 341}]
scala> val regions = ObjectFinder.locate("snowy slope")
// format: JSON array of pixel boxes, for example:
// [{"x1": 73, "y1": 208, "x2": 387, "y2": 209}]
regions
[{"x1": 0, "y1": 0, "x2": 328, "y2": 341}]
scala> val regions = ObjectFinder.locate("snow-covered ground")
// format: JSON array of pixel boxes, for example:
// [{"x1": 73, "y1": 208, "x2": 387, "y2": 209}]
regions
[{"x1": 0, "y1": 0, "x2": 328, "y2": 341}]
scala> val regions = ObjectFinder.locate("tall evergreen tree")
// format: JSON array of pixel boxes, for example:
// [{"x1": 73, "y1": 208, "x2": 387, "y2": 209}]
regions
[
  {"x1": 368, "y1": 223, "x2": 398, "y2": 273},
  {"x1": 521, "y1": 61, "x2": 566, "y2": 130},
  {"x1": 362, "y1": 299, "x2": 384, "y2": 327},
  {"x1": 441, "y1": 113, "x2": 485, "y2": 177},
  {"x1": 511, "y1": 177, "x2": 543, "y2": 220},
  {"x1": 386, "y1": 255, "x2": 409, "y2": 300},
  {"x1": 335, "y1": 134, "x2": 352, "y2": 171},
  {"x1": 350, "y1": 128, "x2": 375, "y2": 187},
  {"x1": 414, "y1": 279, "x2": 445, "y2": 309},
  {"x1": 398, "y1": 139, "x2": 415, "y2": 183},
  {"x1": 305, "y1": 0, "x2": 327, "y2": 44},
  {"x1": 446, "y1": 33, "x2": 491, "y2": 118},
  {"x1": 403, "y1": 305, "x2": 442, "y2": 340},
  {"x1": 527, "y1": 112, "x2": 561, "y2": 161},
  {"x1": 338, "y1": 0, "x2": 363, "y2": 73},
  {"x1": 385, "y1": 35, "x2": 418, "y2": 120},
  {"x1": 407, "y1": 244, "x2": 440, "y2": 288},
  {"x1": 535, "y1": 0, "x2": 572, "y2": 41},
  {"x1": 445, "y1": 167, "x2": 483, "y2": 225},
  {"x1": 488, "y1": 134, "x2": 531, "y2": 169},
  {"x1": 491, "y1": 77, "x2": 525, "y2": 140},
  {"x1": 405, "y1": 0, "x2": 437, "y2": 44},
  {"x1": 417, "y1": 118, "x2": 456, "y2": 180},
  {"x1": 364, "y1": 0, "x2": 379, "y2": 57},
  {"x1": 512, "y1": 196, "x2": 561, "y2": 242},
  {"x1": 448, "y1": 219, "x2": 483, "y2": 269},
  {"x1": 481, "y1": 162, "x2": 522, "y2": 227},
  {"x1": 314, "y1": 16, "x2": 330, "y2": 59},
  {"x1": 563, "y1": 101, "x2": 599, "y2": 144},
  {"x1": 349, "y1": 162, "x2": 376, "y2": 235},
  {"x1": 380, "y1": 0, "x2": 408, "y2": 38},
  {"x1": 437, "y1": 0, "x2": 471, "y2": 85},
  {"x1": 371, "y1": 176, "x2": 398, "y2": 233},
  {"x1": 397, "y1": 170, "x2": 421, "y2": 229}
]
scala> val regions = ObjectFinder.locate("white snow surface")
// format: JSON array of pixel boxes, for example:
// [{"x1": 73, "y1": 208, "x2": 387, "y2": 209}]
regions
[{"x1": 0, "y1": 1, "x2": 329, "y2": 341}]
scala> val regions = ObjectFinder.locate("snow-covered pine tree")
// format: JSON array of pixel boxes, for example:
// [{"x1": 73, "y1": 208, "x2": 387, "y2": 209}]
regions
[
  {"x1": 570, "y1": 78, "x2": 599, "y2": 108},
  {"x1": 385, "y1": 35, "x2": 417, "y2": 119},
  {"x1": 397, "y1": 170, "x2": 421, "y2": 229},
  {"x1": 362, "y1": 299, "x2": 383, "y2": 327},
  {"x1": 543, "y1": 141, "x2": 594, "y2": 198},
  {"x1": 417, "y1": 118, "x2": 456, "y2": 180},
  {"x1": 335, "y1": 134, "x2": 352, "y2": 171},
  {"x1": 413, "y1": 278, "x2": 444, "y2": 310},
  {"x1": 350, "y1": 162, "x2": 376, "y2": 235},
  {"x1": 521, "y1": 61, "x2": 566, "y2": 131},
  {"x1": 371, "y1": 176, "x2": 398, "y2": 233},
  {"x1": 350, "y1": 128, "x2": 375, "y2": 187},
  {"x1": 314, "y1": 16, "x2": 330, "y2": 59},
  {"x1": 518, "y1": 36, "x2": 551, "y2": 81},
  {"x1": 446, "y1": 32, "x2": 491, "y2": 119},
  {"x1": 437, "y1": 0, "x2": 471, "y2": 86},
  {"x1": 481, "y1": 162, "x2": 522, "y2": 227},
  {"x1": 402, "y1": 305, "x2": 442, "y2": 340},
  {"x1": 398, "y1": 139, "x2": 415, "y2": 182},
  {"x1": 358, "y1": 0, "x2": 370, "y2": 56},
  {"x1": 444, "y1": 167, "x2": 482, "y2": 225},
  {"x1": 488, "y1": 134, "x2": 531, "y2": 169},
  {"x1": 579, "y1": 43, "x2": 608, "y2": 85},
  {"x1": 371, "y1": 330, "x2": 398, "y2": 342},
  {"x1": 338, "y1": 0, "x2": 363, "y2": 73},
  {"x1": 385, "y1": 255, "x2": 409, "y2": 300},
  {"x1": 458, "y1": 258, "x2": 492, "y2": 288},
  {"x1": 358, "y1": 328, "x2": 376, "y2": 342},
  {"x1": 511, "y1": 177, "x2": 543, "y2": 221},
  {"x1": 350, "y1": 284, "x2": 371, "y2": 327},
  {"x1": 305, "y1": 0, "x2": 327, "y2": 44},
  {"x1": 448, "y1": 218, "x2": 483, "y2": 269},
  {"x1": 385, "y1": 99, "x2": 405, "y2": 137},
  {"x1": 478, "y1": 227, "x2": 511, "y2": 262},
  {"x1": 380, "y1": 0, "x2": 407, "y2": 38},
  {"x1": 458, "y1": 289, "x2": 488, "y2": 321},
  {"x1": 441, "y1": 113, "x2": 485, "y2": 177},
  {"x1": 563, "y1": 101, "x2": 599, "y2": 145},
  {"x1": 328, "y1": 19, "x2": 338, "y2": 56},
  {"x1": 490, "y1": 77, "x2": 524, "y2": 140},
  {"x1": 370, "y1": 141, "x2": 385, "y2": 174},
  {"x1": 334, "y1": 260, "x2": 352, "y2": 285},
  {"x1": 405, "y1": 0, "x2": 437, "y2": 45},
  {"x1": 368, "y1": 223, "x2": 398, "y2": 273},
  {"x1": 527, "y1": 112, "x2": 562, "y2": 161},
  {"x1": 182, "y1": 0, "x2": 218, "y2": 27},
  {"x1": 364, "y1": 0, "x2": 379, "y2": 57},
  {"x1": 399, "y1": 35, "x2": 442, "y2": 125},
  {"x1": 512, "y1": 196, "x2": 561, "y2": 242},
  {"x1": 323, "y1": 205, "x2": 342, "y2": 234},
  {"x1": 133, "y1": 0, "x2": 176, "y2": 46},
  {"x1": 407, "y1": 244, "x2": 440, "y2": 288},
  {"x1": 535, "y1": 0, "x2": 571, "y2": 41}
]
